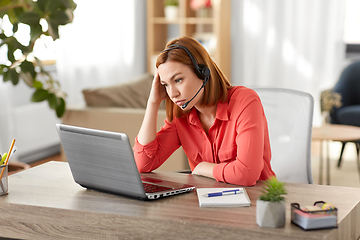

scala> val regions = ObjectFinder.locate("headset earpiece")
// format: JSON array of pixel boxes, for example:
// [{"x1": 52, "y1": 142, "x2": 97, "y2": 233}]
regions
[{"x1": 198, "y1": 64, "x2": 210, "y2": 80}]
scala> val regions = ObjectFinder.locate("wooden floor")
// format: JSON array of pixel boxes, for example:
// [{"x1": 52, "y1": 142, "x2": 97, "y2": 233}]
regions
[
  {"x1": 311, "y1": 141, "x2": 360, "y2": 188},
  {"x1": 29, "y1": 153, "x2": 63, "y2": 168}
]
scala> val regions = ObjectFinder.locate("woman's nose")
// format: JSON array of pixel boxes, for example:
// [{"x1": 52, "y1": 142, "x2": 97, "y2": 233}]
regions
[{"x1": 168, "y1": 86, "x2": 179, "y2": 98}]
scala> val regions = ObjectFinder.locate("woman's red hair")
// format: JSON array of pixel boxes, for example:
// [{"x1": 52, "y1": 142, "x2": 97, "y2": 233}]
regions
[{"x1": 156, "y1": 36, "x2": 231, "y2": 122}]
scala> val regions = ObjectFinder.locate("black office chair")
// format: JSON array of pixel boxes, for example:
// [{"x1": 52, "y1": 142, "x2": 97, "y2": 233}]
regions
[{"x1": 328, "y1": 61, "x2": 360, "y2": 167}]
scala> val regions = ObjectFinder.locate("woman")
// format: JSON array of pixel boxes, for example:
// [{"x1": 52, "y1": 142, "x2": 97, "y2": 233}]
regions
[{"x1": 134, "y1": 36, "x2": 275, "y2": 186}]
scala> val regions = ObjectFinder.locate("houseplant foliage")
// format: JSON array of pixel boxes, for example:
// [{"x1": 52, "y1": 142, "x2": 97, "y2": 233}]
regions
[
  {"x1": 256, "y1": 176, "x2": 287, "y2": 228},
  {"x1": 0, "y1": 0, "x2": 77, "y2": 117},
  {"x1": 320, "y1": 89, "x2": 342, "y2": 124},
  {"x1": 164, "y1": 0, "x2": 179, "y2": 6},
  {"x1": 259, "y1": 176, "x2": 287, "y2": 202}
]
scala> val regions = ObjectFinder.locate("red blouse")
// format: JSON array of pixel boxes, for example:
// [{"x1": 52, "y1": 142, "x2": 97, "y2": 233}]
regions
[{"x1": 133, "y1": 86, "x2": 275, "y2": 186}]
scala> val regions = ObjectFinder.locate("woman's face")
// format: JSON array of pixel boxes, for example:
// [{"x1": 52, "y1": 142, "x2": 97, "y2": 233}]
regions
[{"x1": 158, "y1": 60, "x2": 204, "y2": 110}]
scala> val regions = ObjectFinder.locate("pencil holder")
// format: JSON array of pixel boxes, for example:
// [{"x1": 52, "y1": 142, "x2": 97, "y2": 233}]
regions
[{"x1": 0, "y1": 164, "x2": 9, "y2": 196}]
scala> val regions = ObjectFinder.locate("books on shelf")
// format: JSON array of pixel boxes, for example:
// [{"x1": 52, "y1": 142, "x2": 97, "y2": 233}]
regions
[{"x1": 196, "y1": 188, "x2": 251, "y2": 207}]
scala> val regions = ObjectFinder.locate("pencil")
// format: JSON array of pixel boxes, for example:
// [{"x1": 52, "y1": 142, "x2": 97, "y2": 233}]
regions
[{"x1": 0, "y1": 139, "x2": 16, "y2": 180}]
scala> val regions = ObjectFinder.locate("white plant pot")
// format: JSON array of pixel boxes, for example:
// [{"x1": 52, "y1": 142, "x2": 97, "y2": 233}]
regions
[
  {"x1": 164, "y1": 6, "x2": 179, "y2": 21},
  {"x1": 256, "y1": 199, "x2": 286, "y2": 228}
]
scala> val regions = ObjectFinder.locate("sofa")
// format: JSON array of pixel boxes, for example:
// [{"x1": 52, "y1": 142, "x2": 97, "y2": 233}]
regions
[{"x1": 60, "y1": 73, "x2": 190, "y2": 172}]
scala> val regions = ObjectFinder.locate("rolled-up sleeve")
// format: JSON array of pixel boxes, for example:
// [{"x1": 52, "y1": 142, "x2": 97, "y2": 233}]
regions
[{"x1": 133, "y1": 119, "x2": 181, "y2": 173}]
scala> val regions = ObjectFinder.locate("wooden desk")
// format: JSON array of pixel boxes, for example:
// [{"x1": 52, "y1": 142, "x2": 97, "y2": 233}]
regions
[
  {"x1": 312, "y1": 124, "x2": 360, "y2": 185},
  {"x1": 0, "y1": 162, "x2": 360, "y2": 240}
]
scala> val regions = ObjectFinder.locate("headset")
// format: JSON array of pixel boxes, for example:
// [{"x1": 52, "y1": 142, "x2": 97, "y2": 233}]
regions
[
  {"x1": 161, "y1": 44, "x2": 211, "y2": 109},
  {"x1": 162, "y1": 44, "x2": 210, "y2": 80}
]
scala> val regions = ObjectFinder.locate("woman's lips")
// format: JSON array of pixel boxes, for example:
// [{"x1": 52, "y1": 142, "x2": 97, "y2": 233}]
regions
[{"x1": 175, "y1": 100, "x2": 186, "y2": 106}]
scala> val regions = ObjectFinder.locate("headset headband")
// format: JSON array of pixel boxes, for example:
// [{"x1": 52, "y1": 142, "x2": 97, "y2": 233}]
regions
[{"x1": 162, "y1": 44, "x2": 210, "y2": 80}]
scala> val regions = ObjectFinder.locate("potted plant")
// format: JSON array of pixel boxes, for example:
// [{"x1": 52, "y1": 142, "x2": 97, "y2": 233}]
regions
[
  {"x1": 164, "y1": 0, "x2": 179, "y2": 21},
  {"x1": 190, "y1": 0, "x2": 212, "y2": 18},
  {"x1": 320, "y1": 89, "x2": 342, "y2": 125},
  {"x1": 256, "y1": 176, "x2": 287, "y2": 228},
  {"x1": 0, "y1": 0, "x2": 77, "y2": 117}
]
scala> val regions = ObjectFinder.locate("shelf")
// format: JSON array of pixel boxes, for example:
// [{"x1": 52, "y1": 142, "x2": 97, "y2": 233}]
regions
[
  {"x1": 147, "y1": 0, "x2": 231, "y2": 80},
  {"x1": 152, "y1": 17, "x2": 214, "y2": 25}
]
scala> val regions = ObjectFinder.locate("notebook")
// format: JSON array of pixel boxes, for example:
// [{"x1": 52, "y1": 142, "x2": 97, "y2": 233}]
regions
[
  {"x1": 56, "y1": 124, "x2": 195, "y2": 200},
  {"x1": 196, "y1": 188, "x2": 251, "y2": 207}
]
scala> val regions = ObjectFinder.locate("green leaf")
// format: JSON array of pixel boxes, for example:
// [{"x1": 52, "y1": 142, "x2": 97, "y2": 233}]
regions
[
  {"x1": 49, "y1": 10, "x2": 70, "y2": 25},
  {"x1": 6, "y1": 45, "x2": 15, "y2": 63},
  {"x1": 3, "y1": 69, "x2": 10, "y2": 81},
  {"x1": 13, "y1": 5, "x2": 25, "y2": 17},
  {"x1": 48, "y1": 93, "x2": 59, "y2": 109},
  {"x1": 31, "y1": 89, "x2": 49, "y2": 102},
  {"x1": 33, "y1": 80, "x2": 43, "y2": 89},
  {"x1": 45, "y1": 0, "x2": 62, "y2": 13},
  {"x1": 10, "y1": 69, "x2": 20, "y2": 85},
  {"x1": 0, "y1": 33, "x2": 7, "y2": 39},
  {"x1": 7, "y1": 8, "x2": 19, "y2": 24},
  {"x1": 56, "y1": 97, "x2": 66, "y2": 117},
  {"x1": 29, "y1": 23, "x2": 43, "y2": 42},
  {"x1": 0, "y1": 0, "x2": 12, "y2": 8},
  {"x1": 0, "y1": 11, "x2": 6, "y2": 19},
  {"x1": 3, "y1": 68, "x2": 19, "y2": 85},
  {"x1": 37, "y1": 0, "x2": 47, "y2": 13},
  {"x1": 0, "y1": 0, "x2": 12, "y2": 18},
  {"x1": 37, "y1": 0, "x2": 72, "y2": 14},
  {"x1": 20, "y1": 60, "x2": 36, "y2": 78},
  {"x1": 58, "y1": 0, "x2": 73, "y2": 10},
  {"x1": 46, "y1": 19, "x2": 59, "y2": 40},
  {"x1": 18, "y1": 12, "x2": 41, "y2": 25},
  {"x1": 0, "y1": 65, "x2": 7, "y2": 74}
]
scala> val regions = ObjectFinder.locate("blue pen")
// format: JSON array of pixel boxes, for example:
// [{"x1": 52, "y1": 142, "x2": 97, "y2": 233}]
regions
[{"x1": 207, "y1": 189, "x2": 243, "y2": 197}]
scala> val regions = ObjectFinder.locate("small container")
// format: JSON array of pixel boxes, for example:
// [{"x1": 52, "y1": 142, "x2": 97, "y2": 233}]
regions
[
  {"x1": 0, "y1": 164, "x2": 9, "y2": 196},
  {"x1": 291, "y1": 201, "x2": 338, "y2": 230}
]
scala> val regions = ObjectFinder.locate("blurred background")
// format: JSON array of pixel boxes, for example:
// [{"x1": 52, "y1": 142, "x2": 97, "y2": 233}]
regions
[{"x1": 0, "y1": 0, "x2": 359, "y2": 173}]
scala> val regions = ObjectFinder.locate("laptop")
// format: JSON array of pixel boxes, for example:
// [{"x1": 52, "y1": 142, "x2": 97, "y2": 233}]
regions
[{"x1": 56, "y1": 124, "x2": 195, "y2": 200}]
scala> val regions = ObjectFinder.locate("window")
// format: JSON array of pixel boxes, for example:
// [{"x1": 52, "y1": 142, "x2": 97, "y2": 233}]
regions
[{"x1": 344, "y1": 0, "x2": 360, "y2": 58}]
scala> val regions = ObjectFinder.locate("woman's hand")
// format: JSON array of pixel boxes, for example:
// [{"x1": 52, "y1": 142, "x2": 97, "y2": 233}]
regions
[
  {"x1": 192, "y1": 162, "x2": 216, "y2": 179},
  {"x1": 138, "y1": 70, "x2": 167, "y2": 145},
  {"x1": 148, "y1": 70, "x2": 167, "y2": 106}
]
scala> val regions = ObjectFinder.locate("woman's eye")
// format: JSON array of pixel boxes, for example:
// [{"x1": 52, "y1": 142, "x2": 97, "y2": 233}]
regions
[{"x1": 175, "y1": 79, "x2": 182, "y2": 83}]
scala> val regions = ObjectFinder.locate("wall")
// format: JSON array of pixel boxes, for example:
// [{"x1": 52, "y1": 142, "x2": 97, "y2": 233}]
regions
[
  {"x1": 230, "y1": 0, "x2": 351, "y2": 126},
  {"x1": 0, "y1": 65, "x2": 61, "y2": 163}
]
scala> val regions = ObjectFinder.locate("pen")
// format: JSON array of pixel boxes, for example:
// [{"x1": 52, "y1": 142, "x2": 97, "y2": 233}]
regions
[
  {"x1": 0, "y1": 139, "x2": 15, "y2": 179},
  {"x1": 207, "y1": 189, "x2": 243, "y2": 197},
  {"x1": 0, "y1": 139, "x2": 15, "y2": 194}
]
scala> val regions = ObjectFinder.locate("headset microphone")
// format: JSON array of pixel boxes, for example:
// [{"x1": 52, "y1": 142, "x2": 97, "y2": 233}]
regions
[
  {"x1": 161, "y1": 44, "x2": 211, "y2": 110},
  {"x1": 181, "y1": 76, "x2": 209, "y2": 109}
]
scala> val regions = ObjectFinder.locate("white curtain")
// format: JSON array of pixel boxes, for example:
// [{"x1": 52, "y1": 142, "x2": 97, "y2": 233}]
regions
[
  {"x1": 55, "y1": 0, "x2": 146, "y2": 106},
  {"x1": 0, "y1": 0, "x2": 146, "y2": 156},
  {"x1": 0, "y1": 81, "x2": 15, "y2": 155},
  {"x1": 0, "y1": 26, "x2": 15, "y2": 155},
  {"x1": 231, "y1": 0, "x2": 346, "y2": 126}
]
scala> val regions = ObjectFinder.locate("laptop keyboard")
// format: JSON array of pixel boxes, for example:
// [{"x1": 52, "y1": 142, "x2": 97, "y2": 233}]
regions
[{"x1": 143, "y1": 182, "x2": 172, "y2": 193}]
